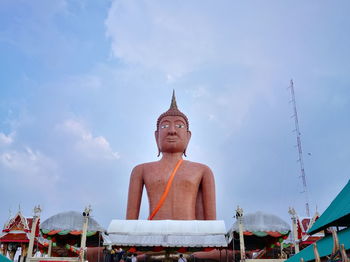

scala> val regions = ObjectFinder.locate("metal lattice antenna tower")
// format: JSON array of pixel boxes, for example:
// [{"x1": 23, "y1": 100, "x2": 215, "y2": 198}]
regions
[{"x1": 289, "y1": 79, "x2": 310, "y2": 217}]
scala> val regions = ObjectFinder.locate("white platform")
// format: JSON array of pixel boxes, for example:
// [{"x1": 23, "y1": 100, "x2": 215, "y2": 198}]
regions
[{"x1": 105, "y1": 220, "x2": 228, "y2": 247}]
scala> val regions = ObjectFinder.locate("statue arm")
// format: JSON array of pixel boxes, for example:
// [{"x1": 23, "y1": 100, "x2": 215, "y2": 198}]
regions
[
  {"x1": 195, "y1": 186, "x2": 205, "y2": 220},
  {"x1": 202, "y1": 167, "x2": 216, "y2": 220},
  {"x1": 126, "y1": 165, "x2": 144, "y2": 219}
]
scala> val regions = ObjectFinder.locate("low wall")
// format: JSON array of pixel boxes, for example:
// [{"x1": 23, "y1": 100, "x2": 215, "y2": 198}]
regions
[
  {"x1": 246, "y1": 259, "x2": 286, "y2": 262},
  {"x1": 28, "y1": 257, "x2": 80, "y2": 262}
]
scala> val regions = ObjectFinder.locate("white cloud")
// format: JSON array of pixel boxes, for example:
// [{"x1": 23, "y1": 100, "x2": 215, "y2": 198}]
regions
[
  {"x1": 105, "y1": 0, "x2": 218, "y2": 78},
  {"x1": 187, "y1": 84, "x2": 266, "y2": 139},
  {"x1": 0, "y1": 126, "x2": 58, "y2": 192},
  {"x1": 0, "y1": 132, "x2": 14, "y2": 145},
  {"x1": 189, "y1": 87, "x2": 210, "y2": 99},
  {"x1": 58, "y1": 119, "x2": 120, "y2": 160},
  {"x1": 0, "y1": 147, "x2": 59, "y2": 187}
]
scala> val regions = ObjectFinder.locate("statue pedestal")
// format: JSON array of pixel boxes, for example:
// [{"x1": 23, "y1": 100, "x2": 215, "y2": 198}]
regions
[{"x1": 104, "y1": 220, "x2": 227, "y2": 260}]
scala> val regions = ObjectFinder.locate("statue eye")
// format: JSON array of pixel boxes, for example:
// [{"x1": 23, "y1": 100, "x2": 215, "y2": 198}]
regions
[
  {"x1": 175, "y1": 124, "x2": 185, "y2": 128},
  {"x1": 161, "y1": 124, "x2": 169, "y2": 129}
]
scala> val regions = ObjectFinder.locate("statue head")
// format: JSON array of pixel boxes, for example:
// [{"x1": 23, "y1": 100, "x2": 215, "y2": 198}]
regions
[{"x1": 155, "y1": 91, "x2": 191, "y2": 156}]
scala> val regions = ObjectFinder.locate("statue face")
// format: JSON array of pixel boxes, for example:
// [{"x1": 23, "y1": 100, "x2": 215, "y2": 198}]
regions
[{"x1": 155, "y1": 115, "x2": 191, "y2": 154}]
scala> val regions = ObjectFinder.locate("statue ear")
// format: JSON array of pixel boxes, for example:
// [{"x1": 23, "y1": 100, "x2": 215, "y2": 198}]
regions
[
  {"x1": 155, "y1": 130, "x2": 160, "y2": 157},
  {"x1": 155, "y1": 130, "x2": 159, "y2": 142},
  {"x1": 187, "y1": 130, "x2": 192, "y2": 141},
  {"x1": 183, "y1": 130, "x2": 191, "y2": 157}
]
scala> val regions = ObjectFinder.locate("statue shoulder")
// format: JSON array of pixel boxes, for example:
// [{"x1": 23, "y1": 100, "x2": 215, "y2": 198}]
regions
[
  {"x1": 132, "y1": 161, "x2": 159, "y2": 174},
  {"x1": 184, "y1": 160, "x2": 213, "y2": 173},
  {"x1": 130, "y1": 164, "x2": 144, "y2": 178}
]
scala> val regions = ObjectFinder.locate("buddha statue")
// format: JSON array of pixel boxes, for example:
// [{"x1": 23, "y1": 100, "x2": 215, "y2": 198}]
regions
[{"x1": 126, "y1": 91, "x2": 216, "y2": 220}]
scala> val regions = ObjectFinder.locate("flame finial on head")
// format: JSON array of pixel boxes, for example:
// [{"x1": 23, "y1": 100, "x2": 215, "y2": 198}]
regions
[
  {"x1": 156, "y1": 90, "x2": 189, "y2": 130},
  {"x1": 170, "y1": 90, "x2": 178, "y2": 109}
]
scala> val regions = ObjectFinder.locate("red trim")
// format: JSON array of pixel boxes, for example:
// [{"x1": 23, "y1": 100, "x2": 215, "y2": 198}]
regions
[
  {"x1": 267, "y1": 231, "x2": 282, "y2": 237},
  {"x1": 0, "y1": 233, "x2": 29, "y2": 242},
  {"x1": 128, "y1": 247, "x2": 136, "y2": 253},
  {"x1": 203, "y1": 247, "x2": 215, "y2": 252},
  {"x1": 2, "y1": 228, "x2": 30, "y2": 233},
  {"x1": 152, "y1": 246, "x2": 164, "y2": 252},
  {"x1": 0, "y1": 239, "x2": 30, "y2": 243},
  {"x1": 69, "y1": 231, "x2": 82, "y2": 235},
  {"x1": 2, "y1": 229, "x2": 30, "y2": 233},
  {"x1": 178, "y1": 247, "x2": 187, "y2": 253},
  {"x1": 47, "y1": 230, "x2": 61, "y2": 235}
]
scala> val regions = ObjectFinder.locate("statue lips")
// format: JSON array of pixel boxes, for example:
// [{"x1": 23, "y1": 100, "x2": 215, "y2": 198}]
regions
[{"x1": 166, "y1": 136, "x2": 178, "y2": 143}]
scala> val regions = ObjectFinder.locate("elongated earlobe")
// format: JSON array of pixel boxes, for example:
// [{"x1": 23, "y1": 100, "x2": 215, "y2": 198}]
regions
[
  {"x1": 157, "y1": 148, "x2": 161, "y2": 157},
  {"x1": 183, "y1": 148, "x2": 187, "y2": 157}
]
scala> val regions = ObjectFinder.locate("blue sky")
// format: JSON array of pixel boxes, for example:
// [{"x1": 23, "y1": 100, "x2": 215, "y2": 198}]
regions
[{"x1": 1, "y1": 0, "x2": 349, "y2": 230}]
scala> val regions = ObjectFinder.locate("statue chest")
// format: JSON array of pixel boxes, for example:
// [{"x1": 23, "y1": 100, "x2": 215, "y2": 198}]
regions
[{"x1": 144, "y1": 170, "x2": 201, "y2": 194}]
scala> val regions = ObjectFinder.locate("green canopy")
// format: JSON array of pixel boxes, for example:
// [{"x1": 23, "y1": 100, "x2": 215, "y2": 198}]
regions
[
  {"x1": 308, "y1": 179, "x2": 350, "y2": 235},
  {"x1": 285, "y1": 227, "x2": 350, "y2": 262},
  {"x1": 0, "y1": 254, "x2": 12, "y2": 262}
]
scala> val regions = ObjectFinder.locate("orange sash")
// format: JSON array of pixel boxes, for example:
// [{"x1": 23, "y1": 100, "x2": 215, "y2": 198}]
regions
[{"x1": 148, "y1": 159, "x2": 184, "y2": 220}]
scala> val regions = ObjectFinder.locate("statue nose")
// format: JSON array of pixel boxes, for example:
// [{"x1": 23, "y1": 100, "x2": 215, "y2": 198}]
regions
[{"x1": 168, "y1": 125, "x2": 176, "y2": 135}]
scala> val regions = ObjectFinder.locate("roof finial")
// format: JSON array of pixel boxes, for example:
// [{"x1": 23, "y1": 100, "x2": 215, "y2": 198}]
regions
[{"x1": 170, "y1": 89, "x2": 178, "y2": 110}]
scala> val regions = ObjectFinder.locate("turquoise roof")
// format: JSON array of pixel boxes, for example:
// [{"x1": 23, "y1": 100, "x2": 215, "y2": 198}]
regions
[
  {"x1": 285, "y1": 227, "x2": 350, "y2": 262},
  {"x1": 308, "y1": 180, "x2": 350, "y2": 235},
  {"x1": 0, "y1": 254, "x2": 12, "y2": 262}
]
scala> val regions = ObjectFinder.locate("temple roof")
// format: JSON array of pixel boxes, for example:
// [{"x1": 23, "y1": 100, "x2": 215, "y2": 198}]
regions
[
  {"x1": 0, "y1": 210, "x2": 41, "y2": 243},
  {"x1": 0, "y1": 253, "x2": 12, "y2": 262},
  {"x1": 40, "y1": 211, "x2": 104, "y2": 232},
  {"x1": 229, "y1": 211, "x2": 290, "y2": 233},
  {"x1": 0, "y1": 232, "x2": 30, "y2": 242},
  {"x1": 308, "y1": 179, "x2": 350, "y2": 235},
  {"x1": 285, "y1": 227, "x2": 350, "y2": 262},
  {"x1": 2, "y1": 211, "x2": 31, "y2": 233}
]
